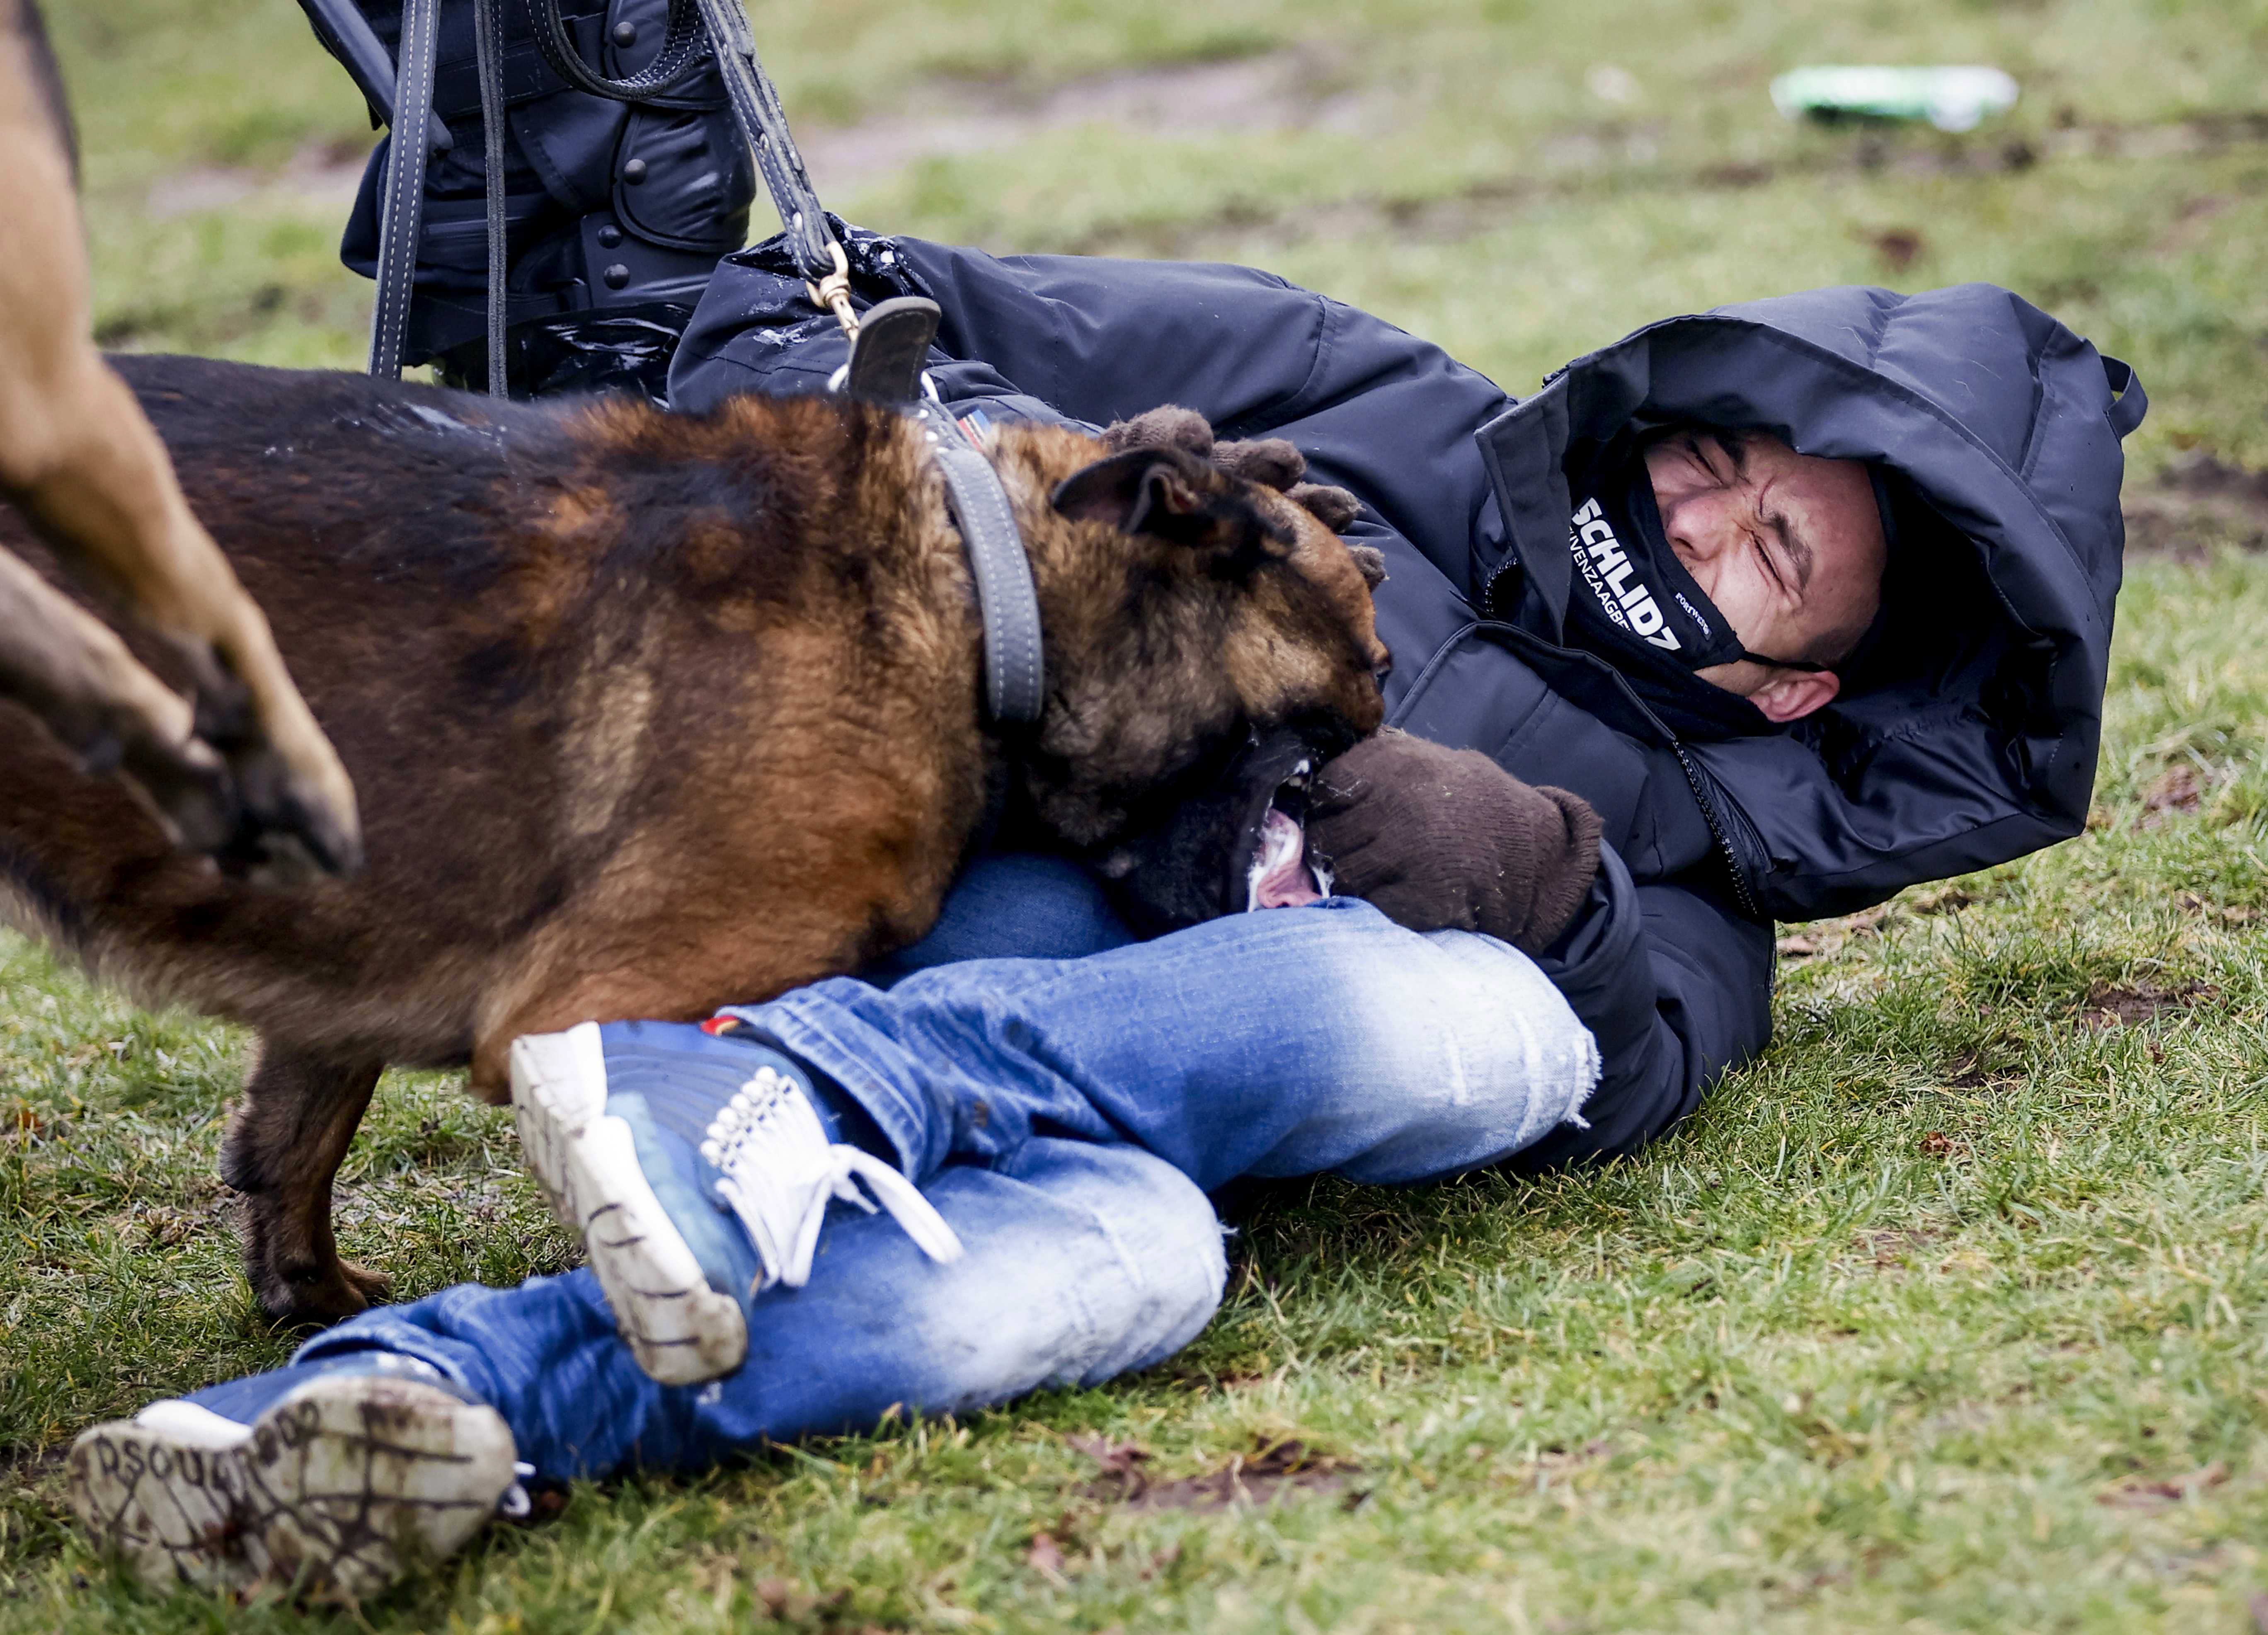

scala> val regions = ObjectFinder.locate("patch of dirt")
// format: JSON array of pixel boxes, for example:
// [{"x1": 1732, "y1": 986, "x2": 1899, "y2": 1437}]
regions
[
  {"x1": 1776, "y1": 902, "x2": 1896, "y2": 959},
  {"x1": 148, "y1": 134, "x2": 372, "y2": 221},
  {"x1": 1069, "y1": 1432, "x2": 1357, "y2": 1511},
  {"x1": 2123, "y1": 451, "x2": 2268, "y2": 558},
  {"x1": 1070, "y1": 111, "x2": 2268, "y2": 259},
  {"x1": 2154, "y1": 193, "x2": 2234, "y2": 255},
  {"x1": 2079, "y1": 978, "x2": 2219, "y2": 1029},
  {"x1": 797, "y1": 51, "x2": 1379, "y2": 193},
  {"x1": 0, "y1": 1441, "x2": 68, "y2": 1486},
  {"x1": 2140, "y1": 761, "x2": 2210, "y2": 824},
  {"x1": 2175, "y1": 892, "x2": 2260, "y2": 926},
  {"x1": 1853, "y1": 1226, "x2": 1942, "y2": 1268},
  {"x1": 1859, "y1": 225, "x2": 1926, "y2": 272},
  {"x1": 1521, "y1": 1437, "x2": 1614, "y2": 1488},
  {"x1": 2099, "y1": 1461, "x2": 2228, "y2": 1509}
]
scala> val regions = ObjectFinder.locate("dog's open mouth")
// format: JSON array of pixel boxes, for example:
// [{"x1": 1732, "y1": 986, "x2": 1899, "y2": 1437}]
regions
[
  {"x1": 1094, "y1": 725, "x2": 1353, "y2": 935},
  {"x1": 1243, "y1": 760, "x2": 1330, "y2": 912}
]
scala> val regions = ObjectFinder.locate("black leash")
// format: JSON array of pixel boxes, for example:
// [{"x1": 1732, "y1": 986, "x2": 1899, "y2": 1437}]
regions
[
  {"x1": 366, "y1": 0, "x2": 439, "y2": 380},
  {"x1": 470, "y1": 0, "x2": 506, "y2": 397}
]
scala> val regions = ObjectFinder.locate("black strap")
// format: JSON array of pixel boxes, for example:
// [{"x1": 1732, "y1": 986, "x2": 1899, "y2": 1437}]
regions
[
  {"x1": 471, "y1": 0, "x2": 508, "y2": 396},
  {"x1": 2102, "y1": 354, "x2": 2148, "y2": 441},
  {"x1": 687, "y1": 0, "x2": 839, "y2": 286},
  {"x1": 367, "y1": 0, "x2": 441, "y2": 378}
]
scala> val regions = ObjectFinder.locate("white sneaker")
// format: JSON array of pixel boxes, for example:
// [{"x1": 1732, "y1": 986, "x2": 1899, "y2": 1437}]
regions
[
  {"x1": 510, "y1": 1019, "x2": 962, "y2": 1388},
  {"x1": 68, "y1": 1372, "x2": 516, "y2": 1600}
]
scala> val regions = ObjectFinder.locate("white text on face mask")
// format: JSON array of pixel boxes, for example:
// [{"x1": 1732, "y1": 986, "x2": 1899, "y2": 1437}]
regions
[{"x1": 1569, "y1": 497, "x2": 1681, "y2": 651}]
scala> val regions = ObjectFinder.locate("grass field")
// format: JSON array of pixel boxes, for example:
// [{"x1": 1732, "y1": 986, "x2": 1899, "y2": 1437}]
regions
[{"x1": 7, "y1": 0, "x2": 2268, "y2": 1628}]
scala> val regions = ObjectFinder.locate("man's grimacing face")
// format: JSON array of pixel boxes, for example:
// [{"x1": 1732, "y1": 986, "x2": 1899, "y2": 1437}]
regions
[{"x1": 1642, "y1": 429, "x2": 1890, "y2": 724}]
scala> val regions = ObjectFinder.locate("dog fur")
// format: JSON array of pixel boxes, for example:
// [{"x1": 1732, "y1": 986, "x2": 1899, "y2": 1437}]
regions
[
  {"x1": 0, "y1": 356, "x2": 1388, "y2": 1323},
  {"x1": 0, "y1": 0, "x2": 359, "y2": 881}
]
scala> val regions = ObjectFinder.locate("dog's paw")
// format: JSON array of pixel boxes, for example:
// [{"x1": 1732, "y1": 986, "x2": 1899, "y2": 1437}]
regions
[
  {"x1": 256, "y1": 1257, "x2": 393, "y2": 1328},
  {"x1": 1287, "y1": 481, "x2": 1362, "y2": 532},
  {"x1": 1101, "y1": 405, "x2": 1214, "y2": 458},
  {"x1": 1099, "y1": 411, "x2": 1363, "y2": 537},
  {"x1": 1211, "y1": 436, "x2": 1307, "y2": 490}
]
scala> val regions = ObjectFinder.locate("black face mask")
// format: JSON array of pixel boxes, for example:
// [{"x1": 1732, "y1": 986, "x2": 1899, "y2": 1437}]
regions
[{"x1": 1566, "y1": 461, "x2": 1832, "y2": 675}]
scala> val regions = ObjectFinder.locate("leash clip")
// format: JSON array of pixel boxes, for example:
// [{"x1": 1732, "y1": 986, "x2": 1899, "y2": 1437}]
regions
[{"x1": 807, "y1": 242, "x2": 859, "y2": 338}]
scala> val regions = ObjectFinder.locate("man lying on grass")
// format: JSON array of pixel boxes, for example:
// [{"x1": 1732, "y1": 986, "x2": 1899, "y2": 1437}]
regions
[{"x1": 66, "y1": 233, "x2": 2142, "y2": 1598}]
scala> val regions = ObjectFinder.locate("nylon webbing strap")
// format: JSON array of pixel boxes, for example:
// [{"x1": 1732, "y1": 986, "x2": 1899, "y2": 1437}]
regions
[
  {"x1": 367, "y1": 0, "x2": 441, "y2": 378},
  {"x1": 689, "y1": 0, "x2": 839, "y2": 286},
  {"x1": 471, "y1": 0, "x2": 508, "y2": 396},
  {"x1": 923, "y1": 422, "x2": 1045, "y2": 725},
  {"x1": 2102, "y1": 354, "x2": 2148, "y2": 441}
]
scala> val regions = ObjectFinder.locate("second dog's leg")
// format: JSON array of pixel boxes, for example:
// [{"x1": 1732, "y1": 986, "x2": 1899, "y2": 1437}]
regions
[
  {"x1": 0, "y1": 22, "x2": 360, "y2": 883},
  {"x1": 0, "y1": 547, "x2": 240, "y2": 852},
  {"x1": 220, "y1": 1043, "x2": 392, "y2": 1325}
]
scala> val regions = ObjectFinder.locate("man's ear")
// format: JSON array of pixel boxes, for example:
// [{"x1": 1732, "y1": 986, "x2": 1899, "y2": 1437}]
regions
[
  {"x1": 1052, "y1": 446, "x2": 1291, "y2": 567},
  {"x1": 1752, "y1": 668, "x2": 1842, "y2": 723}
]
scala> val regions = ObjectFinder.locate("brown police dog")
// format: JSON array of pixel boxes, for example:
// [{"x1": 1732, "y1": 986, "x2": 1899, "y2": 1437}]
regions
[
  {"x1": 0, "y1": 355, "x2": 1388, "y2": 1325},
  {"x1": 0, "y1": 0, "x2": 359, "y2": 881}
]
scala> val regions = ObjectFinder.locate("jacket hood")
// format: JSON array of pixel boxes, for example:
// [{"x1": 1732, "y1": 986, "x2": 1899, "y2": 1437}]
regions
[{"x1": 1475, "y1": 283, "x2": 2146, "y2": 920}]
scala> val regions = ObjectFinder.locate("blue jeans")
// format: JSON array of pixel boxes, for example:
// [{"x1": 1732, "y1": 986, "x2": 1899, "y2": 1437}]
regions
[{"x1": 207, "y1": 857, "x2": 1597, "y2": 1478}]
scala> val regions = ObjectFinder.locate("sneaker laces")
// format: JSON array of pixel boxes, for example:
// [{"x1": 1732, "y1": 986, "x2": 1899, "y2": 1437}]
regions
[{"x1": 698, "y1": 1066, "x2": 964, "y2": 1292}]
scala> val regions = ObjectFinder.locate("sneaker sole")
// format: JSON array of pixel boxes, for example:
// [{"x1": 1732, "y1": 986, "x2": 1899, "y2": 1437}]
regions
[
  {"x1": 68, "y1": 1376, "x2": 514, "y2": 1601},
  {"x1": 509, "y1": 1022, "x2": 749, "y2": 1386}
]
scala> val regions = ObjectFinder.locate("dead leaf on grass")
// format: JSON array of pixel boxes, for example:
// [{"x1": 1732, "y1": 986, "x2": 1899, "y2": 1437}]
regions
[
  {"x1": 2080, "y1": 979, "x2": 2218, "y2": 1029},
  {"x1": 2176, "y1": 892, "x2": 2259, "y2": 925},
  {"x1": 1025, "y1": 1531, "x2": 1069, "y2": 1584},
  {"x1": 1919, "y1": 1131, "x2": 1961, "y2": 1159},
  {"x1": 2098, "y1": 1462, "x2": 2228, "y2": 1508}
]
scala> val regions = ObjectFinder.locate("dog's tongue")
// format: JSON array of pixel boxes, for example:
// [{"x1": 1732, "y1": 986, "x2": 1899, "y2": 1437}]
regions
[{"x1": 1247, "y1": 808, "x2": 1323, "y2": 910}]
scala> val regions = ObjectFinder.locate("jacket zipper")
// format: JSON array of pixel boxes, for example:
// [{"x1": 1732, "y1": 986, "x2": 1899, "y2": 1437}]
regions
[{"x1": 1669, "y1": 744, "x2": 1762, "y2": 922}]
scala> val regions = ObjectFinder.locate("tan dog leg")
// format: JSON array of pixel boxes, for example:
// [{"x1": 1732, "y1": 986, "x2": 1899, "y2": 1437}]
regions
[
  {"x1": 0, "y1": 7, "x2": 360, "y2": 880},
  {"x1": 219, "y1": 1043, "x2": 392, "y2": 1324}
]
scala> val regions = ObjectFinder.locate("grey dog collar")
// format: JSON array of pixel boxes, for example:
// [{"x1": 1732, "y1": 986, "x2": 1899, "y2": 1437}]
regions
[
  {"x1": 840, "y1": 296, "x2": 1045, "y2": 725},
  {"x1": 917, "y1": 410, "x2": 1047, "y2": 724}
]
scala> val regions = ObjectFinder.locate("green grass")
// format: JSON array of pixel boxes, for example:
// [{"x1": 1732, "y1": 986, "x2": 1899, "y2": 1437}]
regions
[{"x1": 10, "y1": 0, "x2": 2268, "y2": 1628}]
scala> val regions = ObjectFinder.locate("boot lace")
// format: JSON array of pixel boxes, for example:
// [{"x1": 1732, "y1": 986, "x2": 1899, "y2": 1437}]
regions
[{"x1": 699, "y1": 1067, "x2": 963, "y2": 1292}]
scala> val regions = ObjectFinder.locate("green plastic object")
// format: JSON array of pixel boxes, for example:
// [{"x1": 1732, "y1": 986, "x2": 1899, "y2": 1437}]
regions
[{"x1": 1770, "y1": 65, "x2": 2020, "y2": 133}]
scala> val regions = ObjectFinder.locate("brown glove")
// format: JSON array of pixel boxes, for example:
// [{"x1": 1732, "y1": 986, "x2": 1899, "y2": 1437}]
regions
[{"x1": 1307, "y1": 730, "x2": 1604, "y2": 952}]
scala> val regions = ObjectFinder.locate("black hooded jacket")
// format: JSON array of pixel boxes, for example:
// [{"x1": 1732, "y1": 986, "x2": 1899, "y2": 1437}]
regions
[{"x1": 669, "y1": 234, "x2": 2144, "y2": 1169}]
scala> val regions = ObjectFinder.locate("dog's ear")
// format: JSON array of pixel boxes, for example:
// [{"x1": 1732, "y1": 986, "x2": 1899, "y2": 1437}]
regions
[{"x1": 1052, "y1": 446, "x2": 1292, "y2": 571}]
